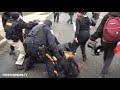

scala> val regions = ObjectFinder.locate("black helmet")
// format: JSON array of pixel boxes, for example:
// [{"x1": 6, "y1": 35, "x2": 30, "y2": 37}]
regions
[
  {"x1": 43, "y1": 20, "x2": 52, "y2": 27},
  {"x1": 10, "y1": 12, "x2": 20, "y2": 20}
]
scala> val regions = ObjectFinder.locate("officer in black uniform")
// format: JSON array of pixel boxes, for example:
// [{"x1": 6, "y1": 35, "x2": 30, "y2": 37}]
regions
[
  {"x1": 24, "y1": 20, "x2": 64, "y2": 78},
  {"x1": 2, "y1": 12, "x2": 24, "y2": 55},
  {"x1": 4, "y1": 12, "x2": 38, "y2": 70},
  {"x1": 72, "y1": 12, "x2": 96, "y2": 61}
]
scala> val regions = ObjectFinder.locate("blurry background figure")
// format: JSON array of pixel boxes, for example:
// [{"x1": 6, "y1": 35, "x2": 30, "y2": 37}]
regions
[
  {"x1": 53, "y1": 12, "x2": 60, "y2": 23},
  {"x1": 67, "y1": 12, "x2": 74, "y2": 24},
  {"x1": 92, "y1": 12, "x2": 100, "y2": 23}
]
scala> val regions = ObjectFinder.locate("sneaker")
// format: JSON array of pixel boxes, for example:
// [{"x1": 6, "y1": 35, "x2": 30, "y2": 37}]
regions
[{"x1": 16, "y1": 65, "x2": 24, "y2": 70}]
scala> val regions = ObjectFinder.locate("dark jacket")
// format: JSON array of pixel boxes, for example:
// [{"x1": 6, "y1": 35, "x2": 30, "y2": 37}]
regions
[
  {"x1": 5, "y1": 19, "x2": 38, "y2": 40},
  {"x1": 27, "y1": 24, "x2": 62, "y2": 62},
  {"x1": 90, "y1": 13, "x2": 109, "y2": 41},
  {"x1": 75, "y1": 15, "x2": 96, "y2": 38}
]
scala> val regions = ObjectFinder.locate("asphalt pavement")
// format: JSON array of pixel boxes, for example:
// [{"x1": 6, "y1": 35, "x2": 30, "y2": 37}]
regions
[{"x1": 0, "y1": 12, "x2": 120, "y2": 78}]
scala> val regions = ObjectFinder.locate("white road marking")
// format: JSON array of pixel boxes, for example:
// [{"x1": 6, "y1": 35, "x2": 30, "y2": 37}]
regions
[{"x1": 73, "y1": 22, "x2": 76, "y2": 32}]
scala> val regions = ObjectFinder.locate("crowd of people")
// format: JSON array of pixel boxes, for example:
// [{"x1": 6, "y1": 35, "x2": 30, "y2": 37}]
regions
[{"x1": 1, "y1": 12, "x2": 120, "y2": 78}]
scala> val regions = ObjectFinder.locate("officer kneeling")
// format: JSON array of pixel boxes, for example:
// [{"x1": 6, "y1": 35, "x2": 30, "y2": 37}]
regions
[{"x1": 24, "y1": 20, "x2": 64, "y2": 78}]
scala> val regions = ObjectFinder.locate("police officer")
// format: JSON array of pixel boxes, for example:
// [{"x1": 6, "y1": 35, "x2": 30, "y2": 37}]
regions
[
  {"x1": 4, "y1": 12, "x2": 38, "y2": 70},
  {"x1": 24, "y1": 20, "x2": 64, "y2": 78},
  {"x1": 72, "y1": 12, "x2": 96, "y2": 61},
  {"x1": 2, "y1": 12, "x2": 24, "y2": 55}
]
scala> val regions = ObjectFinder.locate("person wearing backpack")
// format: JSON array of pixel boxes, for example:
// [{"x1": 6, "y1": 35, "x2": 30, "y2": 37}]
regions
[
  {"x1": 72, "y1": 12, "x2": 96, "y2": 61},
  {"x1": 88, "y1": 12, "x2": 120, "y2": 78},
  {"x1": 4, "y1": 12, "x2": 38, "y2": 70},
  {"x1": 24, "y1": 20, "x2": 65, "y2": 78}
]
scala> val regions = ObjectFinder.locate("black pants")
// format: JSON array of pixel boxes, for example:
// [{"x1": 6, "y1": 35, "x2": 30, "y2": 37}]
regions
[
  {"x1": 54, "y1": 13, "x2": 59, "y2": 22},
  {"x1": 72, "y1": 31, "x2": 90, "y2": 59},
  {"x1": 10, "y1": 37, "x2": 23, "y2": 51},
  {"x1": 25, "y1": 55, "x2": 56, "y2": 78},
  {"x1": 101, "y1": 41, "x2": 117, "y2": 74},
  {"x1": 67, "y1": 15, "x2": 73, "y2": 24}
]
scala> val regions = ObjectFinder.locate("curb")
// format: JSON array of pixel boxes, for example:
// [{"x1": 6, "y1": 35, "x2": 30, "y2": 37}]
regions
[{"x1": 0, "y1": 12, "x2": 53, "y2": 48}]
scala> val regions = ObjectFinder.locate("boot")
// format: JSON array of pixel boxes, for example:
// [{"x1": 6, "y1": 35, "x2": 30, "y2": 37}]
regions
[{"x1": 16, "y1": 65, "x2": 24, "y2": 70}]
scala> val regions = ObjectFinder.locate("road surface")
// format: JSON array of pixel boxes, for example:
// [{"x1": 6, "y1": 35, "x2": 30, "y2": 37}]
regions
[{"x1": 0, "y1": 12, "x2": 120, "y2": 78}]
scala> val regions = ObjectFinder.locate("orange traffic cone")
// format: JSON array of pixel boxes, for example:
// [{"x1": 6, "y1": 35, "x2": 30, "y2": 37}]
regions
[{"x1": 114, "y1": 42, "x2": 120, "y2": 54}]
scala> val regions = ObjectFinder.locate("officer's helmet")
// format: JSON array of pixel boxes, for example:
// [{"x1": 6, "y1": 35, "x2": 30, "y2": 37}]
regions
[
  {"x1": 10, "y1": 12, "x2": 20, "y2": 20},
  {"x1": 43, "y1": 20, "x2": 52, "y2": 27}
]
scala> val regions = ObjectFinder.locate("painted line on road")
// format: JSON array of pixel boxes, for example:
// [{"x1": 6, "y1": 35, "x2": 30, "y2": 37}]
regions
[{"x1": 73, "y1": 22, "x2": 76, "y2": 32}]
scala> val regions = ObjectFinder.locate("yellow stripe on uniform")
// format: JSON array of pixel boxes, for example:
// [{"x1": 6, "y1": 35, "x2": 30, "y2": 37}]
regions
[
  {"x1": 46, "y1": 53, "x2": 55, "y2": 65},
  {"x1": 6, "y1": 22, "x2": 12, "y2": 26},
  {"x1": 54, "y1": 70, "x2": 58, "y2": 76}
]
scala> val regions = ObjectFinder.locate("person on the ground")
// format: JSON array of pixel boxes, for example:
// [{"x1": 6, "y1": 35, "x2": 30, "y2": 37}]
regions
[
  {"x1": 4, "y1": 12, "x2": 38, "y2": 70},
  {"x1": 88, "y1": 12, "x2": 120, "y2": 78},
  {"x1": 67, "y1": 12, "x2": 74, "y2": 24},
  {"x1": 72, "y1": 12, "x2": 96, "y2": 61}
]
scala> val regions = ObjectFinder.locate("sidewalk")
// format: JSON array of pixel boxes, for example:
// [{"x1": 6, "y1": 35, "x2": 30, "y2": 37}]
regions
[{"x1": 0, "y1": 12, "x2": 52, "y2": 48}]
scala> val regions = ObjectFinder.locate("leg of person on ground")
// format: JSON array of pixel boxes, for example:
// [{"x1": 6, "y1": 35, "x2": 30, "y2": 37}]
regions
[
  {"x1": 45, "y1": 59, "x2": 56, "y2": 78},
  {"x1": 24, "y1": 56, "x2": 36, "y2": 71}
]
